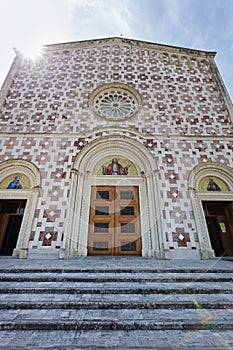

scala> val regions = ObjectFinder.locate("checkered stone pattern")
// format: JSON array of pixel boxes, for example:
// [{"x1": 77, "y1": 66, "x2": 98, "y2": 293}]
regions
[
  {"x1": 0, "y1": 132, "x2": 232, "y2": 251},
  {"x1": 144, "y1": 138, "x2": 233, "y2": 249},
  {"x1": 0, "y1": 41, "x2": 232, "y2": 137},
  {"x1": 0, "y1": 136, "x2": 80, "y2": 250},
  {"x1": 0, "y1": 38, "x2": 232, "y2": 253}
]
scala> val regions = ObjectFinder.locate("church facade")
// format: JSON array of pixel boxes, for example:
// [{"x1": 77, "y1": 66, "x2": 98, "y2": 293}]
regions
[{"x1": 0, "y1": 37, "x2": 232, "y2": 260}]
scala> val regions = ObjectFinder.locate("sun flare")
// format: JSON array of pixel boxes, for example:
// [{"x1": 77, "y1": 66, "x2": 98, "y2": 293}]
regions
[{"x1": 18, "y1": 43, "x2": 43, "y2": 61}]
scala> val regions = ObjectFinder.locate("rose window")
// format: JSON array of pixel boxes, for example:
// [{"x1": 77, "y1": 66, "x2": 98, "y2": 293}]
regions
[{"x1": 90, "y1": 85, "x2": 141, "y2": 121}]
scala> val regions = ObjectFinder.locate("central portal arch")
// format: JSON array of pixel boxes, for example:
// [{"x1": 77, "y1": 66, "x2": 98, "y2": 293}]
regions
[{"x1": 62, "y1": 135, "x2": 166, "y2": 259}]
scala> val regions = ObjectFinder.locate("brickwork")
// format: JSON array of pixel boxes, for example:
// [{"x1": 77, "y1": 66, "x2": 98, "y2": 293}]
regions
[{"x1": 0, "y1": 37, "x2": 232, "y2": 258}]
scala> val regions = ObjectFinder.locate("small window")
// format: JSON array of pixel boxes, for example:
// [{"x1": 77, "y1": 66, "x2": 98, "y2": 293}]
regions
[
  {"x1": 120, "y1": 191, "x2": 134, "y2": 200},
  {"x1": 95, "y1": 206, "x2": 109, "y2": 215},
  {"x1": 96, "y1": 191, "x2": 109, "y2": 200},
  {"x1": 121, "y1": 241, "x2": 136, "y2": 251},
  {"x1": 121, "y1": 223, "x2": 135, "y2": 233},
  {"x1": 93, "y1": 242, "x2": 108, "y2": 251},
  {"x1": 94, "y1": 223, "x2": 109, "y2": 233},
  {"x1": 120, "y1": 206, "x2": 134, "y2": 216}
]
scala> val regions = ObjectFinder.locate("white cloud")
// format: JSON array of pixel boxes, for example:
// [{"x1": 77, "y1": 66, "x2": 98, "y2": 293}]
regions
[
  {"x1": 164, "y1": 0, "x2": 185, "y2": 31},
  {"x1": 67, "y1": 0, "x2": 105, "y2": 10},
  {"x1": 0, "y1": 0, "x2": 137, "y2": 85},
  {"x1": 67, "y1": 0, "x2": 136, "y2": 39},
  {"x1": 0, "y1": 0, "x2": 232, "y2": 100}
]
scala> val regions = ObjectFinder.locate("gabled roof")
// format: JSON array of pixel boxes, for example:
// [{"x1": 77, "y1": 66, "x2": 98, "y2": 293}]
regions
[{"x1": 43, "y1": 36, "x2": 216, "y2": 58}]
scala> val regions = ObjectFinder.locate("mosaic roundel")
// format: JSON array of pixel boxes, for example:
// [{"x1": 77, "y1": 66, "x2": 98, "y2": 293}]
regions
[{"x1": 90, "y1": 84, "x2": 141, "y2": 121}]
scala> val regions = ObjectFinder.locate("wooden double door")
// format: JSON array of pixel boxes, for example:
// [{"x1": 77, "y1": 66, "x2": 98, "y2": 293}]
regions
[{"x1": 88, "y1": 186, "x2": 142, "y2": 256}]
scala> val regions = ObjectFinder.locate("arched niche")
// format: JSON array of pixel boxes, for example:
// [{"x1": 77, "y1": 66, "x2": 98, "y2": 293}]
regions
[
  {"x1": 0, "y1": 159, "x2": 41, "y2": 189},
  {"x1": 62, "y1": 135, "x2": 167, "y2": 259},
  {"x1": 189, "y1": 162, "x2": 233, "y2": 192},
  {"x1": 189, "y1": 162, "x2": 233, "y2": 259},
  {"x1": 0, "y1": 173, "x2": 31, "y2": 190},
  {"x1": 0, "y1": 159, "x2": 41, "y2": 258},
  {"x1": 198, "y1": 176, "x2": 229, "y2": 192}
]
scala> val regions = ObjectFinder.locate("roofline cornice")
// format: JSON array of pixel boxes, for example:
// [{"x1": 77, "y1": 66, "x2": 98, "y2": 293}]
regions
[{"x1": 42, "y1": 37, "x2": 216, "y2": 58}]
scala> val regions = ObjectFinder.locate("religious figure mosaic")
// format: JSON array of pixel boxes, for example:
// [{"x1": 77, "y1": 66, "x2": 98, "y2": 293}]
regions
[
  {"x1": 207, "y1": 178, "x2": 221, "y2": 191},
  {"x1": 102, "y1": 158, "x2": 130, "y2": 175},
  {"x1": 0, "y1": 174, "x2": 31, "y2": 190},
  {"x1": 7, "y1": 175, "x2": 22, "y2": 189},
  {"x1": 198, "y1": 176, "x2": 229, "y2": 191}
]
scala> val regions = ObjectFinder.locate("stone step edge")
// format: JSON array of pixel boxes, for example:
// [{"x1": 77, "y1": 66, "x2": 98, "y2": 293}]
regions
[
  {"x1": 0, "y1": 287, "x2": 232, "y2": 294},
  {"x1": 0, "y1": 301, "x2": 232, "y2": 310},
  {"x1": 0, "y1": 277, "x2": 232, "y2": 282},
  {"x1": 0, "y1": 268, "x2": 232, "y2": 274},
  {"x1": 0, "y1": 320, "x2": 232, "y2": 331}
]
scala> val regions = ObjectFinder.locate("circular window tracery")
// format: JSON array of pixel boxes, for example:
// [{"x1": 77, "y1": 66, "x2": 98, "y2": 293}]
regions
[{"x1": 90, "y1": 84, "x2": 141, "y2": 121}]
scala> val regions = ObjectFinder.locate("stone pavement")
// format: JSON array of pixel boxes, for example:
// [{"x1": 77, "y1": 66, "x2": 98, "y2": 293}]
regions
[{"x1": 0, "y1": 257, "x2": 232, "y2": 349}]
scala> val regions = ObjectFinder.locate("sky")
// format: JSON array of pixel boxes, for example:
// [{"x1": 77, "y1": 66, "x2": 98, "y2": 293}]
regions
[{"x1": 0, "y1": 0, "x2": 232, "y2": 101}]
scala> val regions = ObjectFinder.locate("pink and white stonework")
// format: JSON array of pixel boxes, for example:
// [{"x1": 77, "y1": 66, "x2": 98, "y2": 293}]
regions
[{"x1": 0, "y1": 37, "x2": 232, "y2": 259}]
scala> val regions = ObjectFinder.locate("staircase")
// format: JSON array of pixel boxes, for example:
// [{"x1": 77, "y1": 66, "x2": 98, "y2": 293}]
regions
[{"x1": 0, "y1": 257, "x2": 233, "y2": 349}]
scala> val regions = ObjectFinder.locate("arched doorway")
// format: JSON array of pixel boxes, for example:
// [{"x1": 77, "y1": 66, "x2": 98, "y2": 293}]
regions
[
  {"x1": 0, "y1": 159, "x2": 41, "y2": 258},
  {"x1": 189, "y1": 163, "x2": 233, "y2": 259},
  {"x1": 62, "y1": 135, "x2": 166, "y2": 259}
]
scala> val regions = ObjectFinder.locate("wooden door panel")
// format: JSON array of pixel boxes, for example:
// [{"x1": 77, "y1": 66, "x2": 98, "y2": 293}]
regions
[
  {"x1": 1, "y1": 215, "x2": 23, "y2": 256},
  {"x1": 0, "y1": 214, "x2": 10, "y2": 251},
  {"x1": 115, "y1": 186, "x2": 141, "y2": 255},
  {"x1": 88, "y1": 186, "x2": 114, "y2": 255},
  {"x1": 0, "y1": 200, "x2": 27, "y2": 256},
  {"x1": 206, "y1": 217, "x2": 224, "y2": 257},
  {"x1": 88, "y1": 186, "x2": 141, "y2": 256},
  {"x1": 88, "y1": 236, "x2": 114, "y2": 255},
  {"x1": 225, "y1": 202, "x2": 233, "y2": 237},
  {"x1": 216, "y1": 212, "x2": 233, "y2": 256},
  {"x1": 119, "y1": 238, "x2": 142, "y2": 255},
  {"x1": 203, "y1": 201, "x2": 233, "y2": 257}
]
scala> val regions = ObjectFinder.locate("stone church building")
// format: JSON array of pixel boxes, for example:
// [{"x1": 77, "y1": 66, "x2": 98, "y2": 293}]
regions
[{"x1": 0, "y1": 37, "x2": 232, "y2": 260}]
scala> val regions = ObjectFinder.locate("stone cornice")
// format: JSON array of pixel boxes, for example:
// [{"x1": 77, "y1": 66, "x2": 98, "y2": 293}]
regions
[
  {"x1": 43, "y1": 37, "x2": 216, "y2": 59},
  {"x1": 0, "y1": 130, "x2": 232, "y2": 141}
]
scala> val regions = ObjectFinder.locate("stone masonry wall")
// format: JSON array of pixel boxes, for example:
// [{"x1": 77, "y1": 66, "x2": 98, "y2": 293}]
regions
[{"x1": 0, "y1": 38, "x2": 232, "y2": 255}]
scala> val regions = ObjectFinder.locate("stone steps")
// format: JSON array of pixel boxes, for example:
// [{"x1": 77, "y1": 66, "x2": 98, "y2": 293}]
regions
[
  {"x1": 1, "y1": 329, "x2": 233, "y2": 350},
  {"x1": 0, "y1": 300, "x2": 232, "y2": 310},
  {"x1": 0, "y1": 285, "x2": 232, "y2": 295},
  {"x1": 0, "y1": 318, "x2": 232, "y2": 332},
  {"x1": 1, "y1": 308, "x2": 233, "y2": 332},
  {"x1": 0, "y1": 268, "x2": 232, "y2": 273},
  {"x1": 0, "y1": 272, "x2": 233, "y2": 282},
  {"x1": 0, "y1": 292, "x2": 232, "y2": 309},
  {"x1": 0, "y1": 258, "x2": 233, "y2": 348}
]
